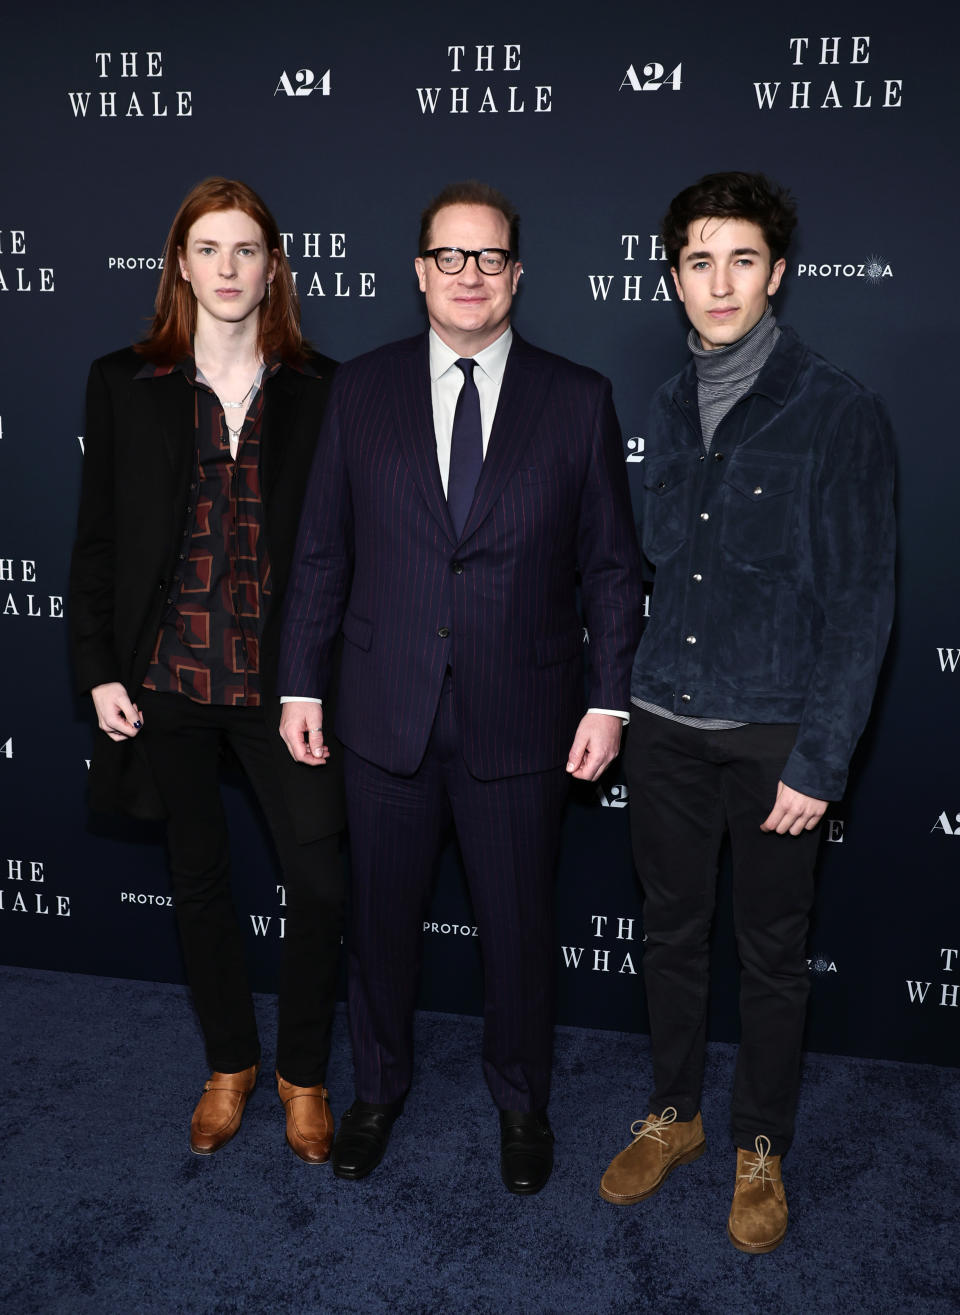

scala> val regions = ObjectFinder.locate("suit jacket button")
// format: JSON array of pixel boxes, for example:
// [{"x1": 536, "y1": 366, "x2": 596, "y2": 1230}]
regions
[
  {"x1": 451, "y1": 561, "x2": 464, "y2": 575},
  {"x1": 437, "y1": 626, "x2": 450, "y2": 639}
]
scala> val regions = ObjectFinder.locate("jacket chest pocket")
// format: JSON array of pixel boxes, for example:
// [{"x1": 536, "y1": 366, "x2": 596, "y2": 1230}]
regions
[
  {"x1": 641, "y1": 454, "x2": 695, "y2": 562},
  {"x1": 721, "y1": 455, "x2": 801, "y2": 561}
]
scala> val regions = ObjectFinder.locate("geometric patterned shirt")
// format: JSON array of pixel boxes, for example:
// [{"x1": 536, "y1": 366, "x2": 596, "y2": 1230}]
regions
[{"x1": 141, "y1": 357, "x2": 281, "y2": 706}]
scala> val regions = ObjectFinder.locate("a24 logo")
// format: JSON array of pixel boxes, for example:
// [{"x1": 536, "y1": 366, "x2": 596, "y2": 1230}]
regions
[
  {"x1": 275, "y1": 68, "x2": 331, "y2": 98},
  {"x1": 620, "y1": 63, "x2": 682, "y2": 92}
]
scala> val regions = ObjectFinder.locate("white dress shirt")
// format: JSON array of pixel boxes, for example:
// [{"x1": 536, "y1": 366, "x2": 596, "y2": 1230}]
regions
[{"x1": 429, "y1": 325, "x2": 512, "y2": 495}]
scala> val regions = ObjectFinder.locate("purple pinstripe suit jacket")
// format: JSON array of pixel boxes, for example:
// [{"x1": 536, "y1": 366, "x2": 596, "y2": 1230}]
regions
[{"x1": 279, "y1": 330, "x2": 642, "y2": 779}]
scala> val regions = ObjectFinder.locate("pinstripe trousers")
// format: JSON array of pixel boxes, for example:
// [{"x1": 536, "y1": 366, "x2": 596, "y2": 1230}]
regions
[{"x1": 343, "y1": 672, "x2": 569, "y2": 1112}]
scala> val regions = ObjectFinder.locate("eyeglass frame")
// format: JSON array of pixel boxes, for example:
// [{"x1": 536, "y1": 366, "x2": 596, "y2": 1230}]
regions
[{"x1": 420, "y1": 247, "x2": 514, "y2": 275}]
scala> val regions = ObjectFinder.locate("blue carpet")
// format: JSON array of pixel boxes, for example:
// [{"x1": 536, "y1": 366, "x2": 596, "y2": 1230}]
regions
[{"x1": 1, "y1": 965, "x2": 957, "y2": 1314}]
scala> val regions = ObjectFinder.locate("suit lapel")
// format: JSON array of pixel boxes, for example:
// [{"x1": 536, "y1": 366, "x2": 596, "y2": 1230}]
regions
[
  {"x1": 389, "y1": 334, "x2": 456, "y2": 541},
  {"x1": 137, "y1": 370, "x2": 197, "y2": 481},
  {"x1": 461, "y1": 332, "x2": 551, "y2": 540}
]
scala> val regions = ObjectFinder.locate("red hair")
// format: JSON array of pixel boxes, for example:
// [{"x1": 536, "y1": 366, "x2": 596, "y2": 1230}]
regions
[{"x1": 136, "y1": 177, "x2": 308, "y2": 365}]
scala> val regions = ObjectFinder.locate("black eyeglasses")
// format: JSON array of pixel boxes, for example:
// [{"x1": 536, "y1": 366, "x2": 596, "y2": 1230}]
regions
[{"x1": 421, "y1": 247, "x2": 512, "y2": 275}]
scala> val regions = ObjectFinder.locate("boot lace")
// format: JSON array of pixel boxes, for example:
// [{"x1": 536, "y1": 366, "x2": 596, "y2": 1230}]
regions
[
  {"x1": 740, "y1": 1134, "x2": 775, "y2": 1189},
  {"x1": 628, "y1": 1106, "x2": 678, "y2": 1146}
]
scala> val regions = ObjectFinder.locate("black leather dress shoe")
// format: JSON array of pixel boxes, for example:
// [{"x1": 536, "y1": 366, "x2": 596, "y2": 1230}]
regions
[
  {"x1": 332, "y1": 1100, "x2": 401, "y2": 1180},
  {"x1": 499, "y1": 1109, "x2": 555, "y2": 1195}
]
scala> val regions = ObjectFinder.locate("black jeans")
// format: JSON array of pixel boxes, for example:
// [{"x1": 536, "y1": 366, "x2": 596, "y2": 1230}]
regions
[
  {"x1": 626, "y1": 709, "x2": 822, "y2": 1155},
  {"x1": 138, "y1": 690, "x2": 344, "y2": 1086}
]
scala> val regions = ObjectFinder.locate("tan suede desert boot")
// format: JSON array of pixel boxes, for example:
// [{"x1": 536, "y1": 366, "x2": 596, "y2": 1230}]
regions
[
  {"x1": 727, "y1": 1134, "x2": 788, "y2": 1254},
  {"x1": 599, "y1": 1107, "x2": 706, "y2": 1204}
]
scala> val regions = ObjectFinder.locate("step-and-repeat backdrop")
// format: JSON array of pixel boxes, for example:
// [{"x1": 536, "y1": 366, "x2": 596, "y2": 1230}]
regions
[{"x1": 2, "y1": 0, "x2": 956, "y2": 1067}]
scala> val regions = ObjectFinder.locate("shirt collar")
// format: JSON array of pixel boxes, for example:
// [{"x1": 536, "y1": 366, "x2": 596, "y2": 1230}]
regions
[
  {"x1": 133, "y1": 358, "x2": 187, "y2": 382},
  {"x1": 428, "y1": 325, "x2": 513, "y2": 384},
  {"x1": 134, "y1": 355, "x2": 286, "y2": 385}
]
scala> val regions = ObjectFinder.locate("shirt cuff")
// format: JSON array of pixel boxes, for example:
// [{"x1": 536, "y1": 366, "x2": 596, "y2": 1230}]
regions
[
  {"x1": 587, "y1": 707, "x2": 630, "y2": 725},
  {"x1": 280, "y1": 695, "x2": 322, "y2": 704}
]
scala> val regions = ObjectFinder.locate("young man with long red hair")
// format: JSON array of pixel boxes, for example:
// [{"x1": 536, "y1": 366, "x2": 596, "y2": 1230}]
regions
[{"x1": 70, "y1": 178, "x2": 345, "y2": 1162}]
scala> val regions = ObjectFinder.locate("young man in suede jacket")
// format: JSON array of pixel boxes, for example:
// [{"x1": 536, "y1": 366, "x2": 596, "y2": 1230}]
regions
[{"x1": 599, "y1": 172, "x2": 895, "y2": 1253}]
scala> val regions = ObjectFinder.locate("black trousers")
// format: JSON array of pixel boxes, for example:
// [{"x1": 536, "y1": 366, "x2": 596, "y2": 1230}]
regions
[
  {"x1": 626, "y1": 709, "x2": 822, "y2": 1155},
  {"x1": 138, "y1": 690, "x2": 344, "y2": 1086}
]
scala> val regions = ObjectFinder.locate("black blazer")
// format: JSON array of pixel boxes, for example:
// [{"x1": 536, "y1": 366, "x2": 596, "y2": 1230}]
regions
[{"x1": 69, "y1": 345, "x2": 344, "y2": 839}]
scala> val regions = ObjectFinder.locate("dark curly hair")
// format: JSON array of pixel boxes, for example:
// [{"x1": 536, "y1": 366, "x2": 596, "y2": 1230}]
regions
[{"x1": 662, "y1": 172, "x2": 797, "y2": 269}]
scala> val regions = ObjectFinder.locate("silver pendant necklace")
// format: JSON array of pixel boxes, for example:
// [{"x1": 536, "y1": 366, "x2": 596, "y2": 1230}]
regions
[
  {"x1": 221, "y1": 378, "x2": 258, "y2": 410},
  {"x1": 222, "y1": 373, "x2": 257, "y2": 450}
]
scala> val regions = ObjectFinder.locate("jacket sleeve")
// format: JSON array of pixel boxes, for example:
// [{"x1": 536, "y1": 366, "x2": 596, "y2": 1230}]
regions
[
  {"x1": 278, "y1": 376, "x2": 354, "y2": 700},
  {"x1": 69, "y1": 357, "x2": 123, "y2": 694},
  {"x1": 576, "y1": 379, "x2": 644, "y2": 712},
  {"x1": 781, "y1": 391, "x2": 896, "y2": 799}
]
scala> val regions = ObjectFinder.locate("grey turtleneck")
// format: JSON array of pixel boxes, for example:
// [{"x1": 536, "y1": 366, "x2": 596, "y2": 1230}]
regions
[
  {"x1": 633, "y1": 307, "x2": 781, "y2": 731},
  {"x1": 689, "y1": 305, "x2": 780, "y2": 450}
]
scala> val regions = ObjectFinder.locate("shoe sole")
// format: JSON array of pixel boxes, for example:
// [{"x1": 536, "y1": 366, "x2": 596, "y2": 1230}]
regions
[
  {"x1": 286, "y1": 1137, "x2": 332, "y2": 1165},
  {"x1": 502, "y1": 1174, "x2": 551, "y2": 1196},
  {"x1": 727, "y1": 1221, "x2": 787, "y2": 1254},
  {"x1": 189, "y1": 1134, "x2": 237, "y2": 1156},
  {"x1": 189, "y1": 1123, "x2": 242, "y2": 1155},
  {"x1": 332, "y1": 1162, "x2": 381, "y2": 1180},
  {"x1": 598, "y1": 1138, "x2": 706, "y2": 1204},
  {"x1": 331, "y1": 1145, "x2": 387, "y2": 1179}
]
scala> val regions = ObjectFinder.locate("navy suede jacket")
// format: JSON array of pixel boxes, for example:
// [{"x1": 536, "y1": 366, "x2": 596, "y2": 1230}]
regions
[{"x1": 631, "y1": 326, "x2": 895, "y2": 800}]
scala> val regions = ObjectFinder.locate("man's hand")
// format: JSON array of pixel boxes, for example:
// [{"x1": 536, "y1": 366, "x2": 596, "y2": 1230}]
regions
[
  {"x1": 91, "y1": 682, "x2": 143, "y2": 742},
  {"x1": 279, "y1": 700, "x2": 329, "y2": 766},
  {"x1": 761, "y1": 781, "x2": 828, "y2": 836},
  {"x1": 565, "y1": 712, "x2": 623, "y2": 781}
]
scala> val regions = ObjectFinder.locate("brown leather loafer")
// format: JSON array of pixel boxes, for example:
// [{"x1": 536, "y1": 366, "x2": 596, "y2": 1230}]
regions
[
  {"x1": 727, "y1": 1135, "x2": 788, "y2": 1254},
  {"x1": 599, "y1": 1107, "x2": 706, "y2": 1204},
  {"x1": 277, "y1": 1071, "x2": 335, "y2": 1164},
  {"x1": 189, "y1": 1063, "x2": 259, "y2": 1155}
]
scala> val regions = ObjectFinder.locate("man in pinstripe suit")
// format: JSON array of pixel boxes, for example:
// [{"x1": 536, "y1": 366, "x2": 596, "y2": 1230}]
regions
[{"x1": 279, "y1": 181, "x2": 641, "y2": 1193}]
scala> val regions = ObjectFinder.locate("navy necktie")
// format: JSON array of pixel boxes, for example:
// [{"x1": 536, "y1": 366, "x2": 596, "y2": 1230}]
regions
[{"x1": 447, "y1": 357, "x2": 483, "y2": 538}]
